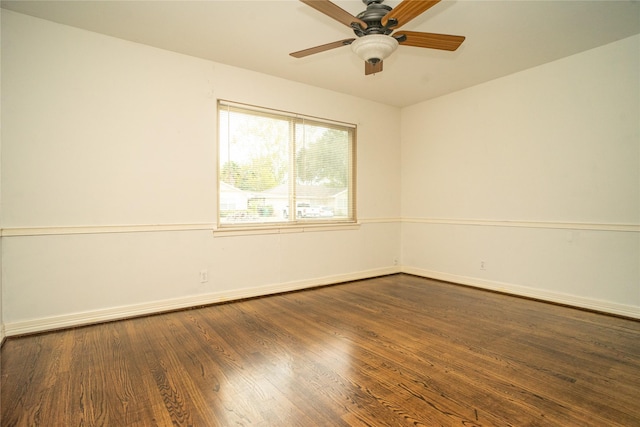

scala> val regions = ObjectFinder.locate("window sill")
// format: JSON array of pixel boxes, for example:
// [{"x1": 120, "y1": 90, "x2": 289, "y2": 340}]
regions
[{"x1": 213, "y1": 221, "x2": 360, "y2": 237}]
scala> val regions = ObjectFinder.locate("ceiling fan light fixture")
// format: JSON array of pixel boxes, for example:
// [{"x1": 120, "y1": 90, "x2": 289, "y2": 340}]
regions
[{"x1": 350, "y1": 34, "x2": 398, "y2": 64}]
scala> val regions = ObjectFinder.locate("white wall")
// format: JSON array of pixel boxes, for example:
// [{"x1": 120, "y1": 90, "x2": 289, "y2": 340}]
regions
[
  {"x1": 401, "y1": 35, "x2": 640, "y2": 317},
  {"x1": 0, "y1": 7, "x2": 4, "y2": 343},
  {"x1": 2, "y1": 10, "x2": 638, "y2": 335},
  {"x1": 1, "y1": 11, "x2": 401, "y2": 334}
]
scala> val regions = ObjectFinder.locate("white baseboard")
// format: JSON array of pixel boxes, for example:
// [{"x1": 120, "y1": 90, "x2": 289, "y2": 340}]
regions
[
  {"x1": 402, "y1": 266, "x2": 640, "y2": 320},
  {"x1": 3, "y1": 266, "x2": 401, "y2": 337},
  {"x1": 5, "y1": 264, "x2": 637, "y2": 337}
]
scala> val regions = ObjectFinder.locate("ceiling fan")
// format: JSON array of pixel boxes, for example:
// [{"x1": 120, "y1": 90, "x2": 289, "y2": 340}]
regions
[{"x1": 290, "y1": 0, "x2": 465, "y2": 75}]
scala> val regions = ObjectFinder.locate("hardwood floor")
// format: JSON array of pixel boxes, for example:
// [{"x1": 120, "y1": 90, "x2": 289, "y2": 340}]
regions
[{"x1": 2, "y1": 274, "x2": 639, "y2": 426}]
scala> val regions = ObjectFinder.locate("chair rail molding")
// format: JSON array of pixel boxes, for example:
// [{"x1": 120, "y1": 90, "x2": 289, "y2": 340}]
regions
[{"x1": 402, "y1": 218, "x2": 639, "y2": 232}]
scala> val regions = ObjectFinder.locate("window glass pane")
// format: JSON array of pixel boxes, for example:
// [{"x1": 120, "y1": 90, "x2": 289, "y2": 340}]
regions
[
  {"x1": 219, "y1": 108, "x2": 289, "y2": 224},
  {"x1": 295, "y1": 122, "x2": 351, "y2": 219}
]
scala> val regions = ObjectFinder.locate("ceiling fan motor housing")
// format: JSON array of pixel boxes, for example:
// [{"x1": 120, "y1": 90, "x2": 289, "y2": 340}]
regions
[{"x1": 353, "y1": 0, "x2": 395, "y2": 36}]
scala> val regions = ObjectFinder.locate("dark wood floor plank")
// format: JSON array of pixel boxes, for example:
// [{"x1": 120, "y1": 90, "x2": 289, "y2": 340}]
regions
[
  {"x1": 255, "y1": 294, "x2": 490, "y2": 425},
  {"x1": 2, "y1": 274, "x2": 640, "y2": 426},
  {"x1": 260, "y1": 286, "x2": 560, "y2": 424},
  {"x1": 244, "y1": 301, "x2": 428, "y2": 426},
  {"x1": 336, "y1": 276, "x2": 640, "y2": 424},
  {"x1": 271, "y1": 285, "x2": 551, "y2": 425}
]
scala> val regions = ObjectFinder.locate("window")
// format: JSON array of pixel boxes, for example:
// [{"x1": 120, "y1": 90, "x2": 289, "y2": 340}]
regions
[{"x1": 218, "y1": 100, "x2": 356, "y2": 227}]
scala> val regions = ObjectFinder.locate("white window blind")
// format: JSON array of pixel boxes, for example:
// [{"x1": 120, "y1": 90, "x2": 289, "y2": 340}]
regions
[{"x1": 218, "y1": 100, "x2": 356, "y2": 226}]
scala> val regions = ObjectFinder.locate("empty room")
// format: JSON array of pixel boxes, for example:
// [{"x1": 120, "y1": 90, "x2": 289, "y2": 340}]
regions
[{"x1": 1, "y1": 0, "x2": 639, "y2": 425}]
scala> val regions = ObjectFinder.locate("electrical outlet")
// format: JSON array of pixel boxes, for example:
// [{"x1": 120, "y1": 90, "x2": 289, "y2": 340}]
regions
[
  {"x1": 480, "y1": 261, "x2": 486, "y2": 271},
  {"x1": 393, "y1": 257, "x2": 398, "y2": 266},
  {"x1": 200, "y1": 269, "x2": 209, "y2": 283}
]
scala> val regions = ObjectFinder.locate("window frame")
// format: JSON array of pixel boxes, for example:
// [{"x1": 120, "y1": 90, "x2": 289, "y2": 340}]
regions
[{"x1": 216, "y1": 100, "x2": 358, "y2": 233}]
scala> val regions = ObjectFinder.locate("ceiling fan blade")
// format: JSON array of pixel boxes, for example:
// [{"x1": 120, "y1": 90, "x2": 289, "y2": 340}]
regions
[
  {"x1": 300, "y1": 0, "x2": 368, "y2": 29},
  {"x1": 395, "y1": 31, "x2": 465, "y2": 51},
  {"x1": 365, "y1": 60, "x2": 383, "y2": 75},
  {"x1": 381, "y1": 0, "x2": 441, "y2": 29},
  {"x1": 290, "y1": 38, "x2": 356, "y2": 58}
]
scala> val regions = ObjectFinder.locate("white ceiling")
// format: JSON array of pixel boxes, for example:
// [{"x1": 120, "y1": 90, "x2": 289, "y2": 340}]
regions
[{"x1": 2, "y1": 0, "x2": 639, "y2": 107}]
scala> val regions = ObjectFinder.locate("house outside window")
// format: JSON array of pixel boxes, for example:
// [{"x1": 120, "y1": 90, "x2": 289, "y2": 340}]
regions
[{"x1": 218, "y1": 100, "x2": 356, "y2": 227}]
